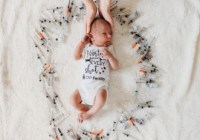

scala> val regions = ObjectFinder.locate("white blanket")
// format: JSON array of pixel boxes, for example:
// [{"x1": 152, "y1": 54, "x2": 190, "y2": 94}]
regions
[{"x1": 0, "y1": 0, "x2": 200, "y2": 139}]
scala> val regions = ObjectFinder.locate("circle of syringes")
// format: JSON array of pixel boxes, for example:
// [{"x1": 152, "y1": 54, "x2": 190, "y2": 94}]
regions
[{"x1": 31, "y1": 0, "x2": 160, "y2": 140}]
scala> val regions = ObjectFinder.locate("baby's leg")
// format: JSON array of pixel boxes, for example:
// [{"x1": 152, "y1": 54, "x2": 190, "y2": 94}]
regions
[
  {"x1": 70, "y1": 89, "x2": 90, "y2": 112},
  {"x1": 78, "y1": 89, "x2": 107, "y2": 123}
]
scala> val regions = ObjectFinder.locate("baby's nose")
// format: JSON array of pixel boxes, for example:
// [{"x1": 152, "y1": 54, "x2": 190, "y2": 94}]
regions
[{"x1": 107, "y1": 34, "x2": 112, "y2": 39}]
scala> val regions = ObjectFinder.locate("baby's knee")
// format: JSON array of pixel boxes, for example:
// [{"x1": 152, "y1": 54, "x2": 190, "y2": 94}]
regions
[{"x1": 70, "y1": 90, "x2": 81, "y2": 106}]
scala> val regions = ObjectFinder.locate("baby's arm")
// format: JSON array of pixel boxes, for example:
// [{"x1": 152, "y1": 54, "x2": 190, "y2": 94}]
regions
[
  {"x1": 74, "y1": 41, "x2": 86, "y2": 60},
  {"x1": 74, "y1": 35, "x2": 91, "y2": 60},
  {"x1": 102, "y1": 49, "x2": 119, "y2": 70}
]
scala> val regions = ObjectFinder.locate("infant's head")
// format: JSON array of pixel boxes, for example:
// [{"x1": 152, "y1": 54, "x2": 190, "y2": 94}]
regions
[{"x1": 89, "y1": 18, "x2": 112, "y2": 47}]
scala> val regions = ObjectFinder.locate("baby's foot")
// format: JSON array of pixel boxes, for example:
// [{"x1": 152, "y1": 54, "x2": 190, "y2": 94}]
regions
[
  {"x1": 79, "y1": 106, "x2": 90, "y2": 113},
  {"x1": 78, "y1": 103, "x2": 90, "y2": 113},
  {"x1": 77, "y1": 112, "x2": 93, "y2": 123}
]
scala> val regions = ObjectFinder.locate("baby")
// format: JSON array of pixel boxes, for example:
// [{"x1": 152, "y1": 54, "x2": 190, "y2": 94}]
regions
[{"x1": 70, "y1": 17, "x2": 119, "y2": 123}]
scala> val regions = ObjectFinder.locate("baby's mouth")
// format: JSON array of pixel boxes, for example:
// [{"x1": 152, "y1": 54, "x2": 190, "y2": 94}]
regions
[{"x1": 104, "y1": 41, "x2": 112, "y2": 47}]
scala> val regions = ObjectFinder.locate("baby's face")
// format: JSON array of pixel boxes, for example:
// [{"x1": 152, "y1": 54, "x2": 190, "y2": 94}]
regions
[{"x1": 91, "y1": 22, "x2": 112, "y2": 47}]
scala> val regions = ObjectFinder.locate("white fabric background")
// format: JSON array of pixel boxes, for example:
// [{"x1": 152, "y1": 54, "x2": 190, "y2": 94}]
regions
[{"x1": 0, "y1": 0, "x2": 200, "y2": 140}]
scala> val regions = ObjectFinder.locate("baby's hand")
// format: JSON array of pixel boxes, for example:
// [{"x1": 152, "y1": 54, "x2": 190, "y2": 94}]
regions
[
  {"x1": 102, "y1": 48, "x2": 113, "y2": 59},
  {"x1": 81, "y1": 34, "x2": 91, "y2": 45}
]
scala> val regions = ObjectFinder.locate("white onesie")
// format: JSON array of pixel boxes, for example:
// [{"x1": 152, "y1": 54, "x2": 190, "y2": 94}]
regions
[{"x1": 79, "y1": 44, "x2": 114, "y2": 105}]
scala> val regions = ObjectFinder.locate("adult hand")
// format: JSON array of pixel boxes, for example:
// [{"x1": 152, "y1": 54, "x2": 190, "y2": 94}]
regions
[
  {"x1": 99, "y1": 0, "x2": 114, "y2": 31},
  {"x1": 83, "y1": 0, "x2": 97, "y2": 33}
]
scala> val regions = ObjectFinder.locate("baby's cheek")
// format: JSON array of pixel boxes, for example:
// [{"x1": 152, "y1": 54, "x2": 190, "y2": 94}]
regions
[
  {"x1": 102, "y1": 37, "x2": 108, "y2": 42},
  {"x1": 98, "y1": 38, "x2": 105, "y2": 43}
]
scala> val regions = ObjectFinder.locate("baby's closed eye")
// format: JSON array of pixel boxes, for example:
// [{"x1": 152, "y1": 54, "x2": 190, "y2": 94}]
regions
[{"x1": 102, "y1": 32, "x2": 112, "y2": 35}]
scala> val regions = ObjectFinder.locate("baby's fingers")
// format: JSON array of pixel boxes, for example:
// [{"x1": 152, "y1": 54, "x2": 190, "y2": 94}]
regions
[
  {"x1": 82, "y1": 34, "x2": 91, "y2": 43},
  {"x1": 83, "y1": 35, "x2": 89, "y2": 41},
  {"x1": 102, "y1": 49, "x2": 107, "y2": 55}
]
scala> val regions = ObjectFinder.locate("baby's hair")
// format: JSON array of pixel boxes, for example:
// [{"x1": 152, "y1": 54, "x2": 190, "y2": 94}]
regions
[{"x1": 90, "y1": 17, "x2": 111, "y2": 33}]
